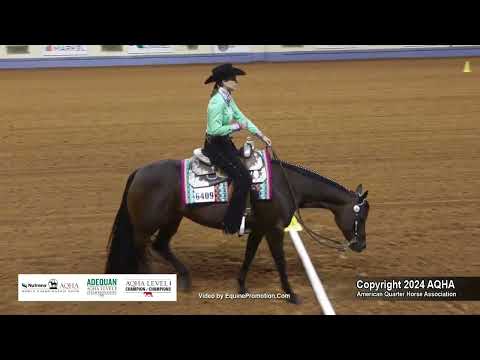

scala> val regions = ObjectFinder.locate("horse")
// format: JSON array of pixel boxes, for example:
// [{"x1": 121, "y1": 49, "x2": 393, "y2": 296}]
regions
[{"x1": 105, "y1": 148, "x2": 370, "y2": 304}]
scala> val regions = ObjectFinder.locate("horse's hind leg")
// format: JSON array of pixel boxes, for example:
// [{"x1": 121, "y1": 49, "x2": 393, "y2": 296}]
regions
[
  {"x1": 151, "y1": 218, "x2": 191, "y2": 291},
  {"x1": 238, "y1": 230, "x2": 265, "y2": 294},
  {"x1": 266, "y1": 228, "x2": 301, "y2": 305},
  {"x1": 133, "y1": 230, "x2": 155, "y2": 274}
]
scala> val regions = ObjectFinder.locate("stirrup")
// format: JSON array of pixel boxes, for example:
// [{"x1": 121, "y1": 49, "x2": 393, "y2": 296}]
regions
[{"x1": 238, "y1": 215, "x2": 251, "y2": 237}]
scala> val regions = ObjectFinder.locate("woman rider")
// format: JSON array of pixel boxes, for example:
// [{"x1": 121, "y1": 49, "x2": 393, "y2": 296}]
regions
[{"x1": 202, "y1": 63, "x2": 272, "y2": 235}]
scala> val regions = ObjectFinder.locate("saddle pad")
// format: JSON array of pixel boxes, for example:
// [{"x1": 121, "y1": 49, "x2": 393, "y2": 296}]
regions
[{"x1": 181, "y1": 149, "x2": 273, "y2": 205}]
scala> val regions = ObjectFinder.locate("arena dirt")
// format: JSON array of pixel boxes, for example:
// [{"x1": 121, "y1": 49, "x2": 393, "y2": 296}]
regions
[{"x1": 1, "y1": 59, "x2": 479, "y2": 314}]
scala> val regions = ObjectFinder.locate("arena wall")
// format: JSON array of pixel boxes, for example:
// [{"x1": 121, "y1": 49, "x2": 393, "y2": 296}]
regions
[{"x1": 0, "y1": 45, "x2": 479, "y2": 69}]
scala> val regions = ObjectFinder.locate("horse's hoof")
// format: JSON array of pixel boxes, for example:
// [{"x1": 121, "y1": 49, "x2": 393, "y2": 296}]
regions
[
  {"x1": 178, "y1": 276, "x2": 192, "y2": 292},
  {"x1": 239, "y1": 287, "x2": 248, "y2": 295},
  {"x1": 237, "y1": 278, "x2": 248, "y2": 294},
  {"x1": 287, "y1": 293, "x2": 302, "y2": 305}
]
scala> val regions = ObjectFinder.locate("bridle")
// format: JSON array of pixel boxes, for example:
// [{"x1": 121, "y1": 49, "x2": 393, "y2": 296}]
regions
[
  {"x1": 270, "y1": 146, "x2": 365, "y2": 252},
  {"x1": 351, "y1": 199, "x2": 367, "y2": 247}
]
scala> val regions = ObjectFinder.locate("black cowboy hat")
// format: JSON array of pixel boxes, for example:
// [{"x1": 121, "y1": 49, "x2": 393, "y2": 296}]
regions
[{"x1": 204, "y1": 63, "x2": 246, "y2": 85}]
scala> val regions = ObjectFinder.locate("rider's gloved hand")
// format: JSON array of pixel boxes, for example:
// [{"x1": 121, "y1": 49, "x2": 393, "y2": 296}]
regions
[
  {"x1": 256, "y1": 132, "x2": 272, "y2": 147},
  {"x1": 261, "y1": 135, "x2": 272, "y2": 147}
]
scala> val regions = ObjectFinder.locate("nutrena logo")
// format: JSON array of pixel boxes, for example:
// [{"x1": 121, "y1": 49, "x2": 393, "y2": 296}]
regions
[
  {"x1": 23, "y1": 283, "x2": 47, "y2": 288},
  {"x1": 87, "y1": 278, "x2": 117, "y2": 286}
]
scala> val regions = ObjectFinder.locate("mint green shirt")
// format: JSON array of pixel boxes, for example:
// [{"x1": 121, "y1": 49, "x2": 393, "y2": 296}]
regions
[{"x1": 206, "y1": 91, "x2": 261, "y2": 137}]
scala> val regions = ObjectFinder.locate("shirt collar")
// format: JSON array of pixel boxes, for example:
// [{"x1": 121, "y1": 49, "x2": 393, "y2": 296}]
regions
[{"x1": 218, "y1": 86, "x2": 232, "y2": 105}]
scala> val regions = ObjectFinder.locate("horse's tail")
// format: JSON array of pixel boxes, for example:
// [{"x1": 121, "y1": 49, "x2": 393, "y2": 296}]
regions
[{"x1": 105, "y1": 169, "x2": 139, "y2": 274}]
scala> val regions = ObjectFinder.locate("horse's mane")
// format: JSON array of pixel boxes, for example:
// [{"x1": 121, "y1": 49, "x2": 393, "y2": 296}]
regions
[{"x1": 271, "y1": 159, "x2": 353, "y2": 195}]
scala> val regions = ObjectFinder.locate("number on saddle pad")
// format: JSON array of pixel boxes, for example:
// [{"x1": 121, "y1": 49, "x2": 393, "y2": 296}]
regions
[{"x1": 193, "y1": 188, "x2": 216, "y2": 203}]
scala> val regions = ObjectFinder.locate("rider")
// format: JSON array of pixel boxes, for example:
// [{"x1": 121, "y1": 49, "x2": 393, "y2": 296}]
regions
[{"x1": 202, "y1": 63, "x2": 272, "y2": 235}]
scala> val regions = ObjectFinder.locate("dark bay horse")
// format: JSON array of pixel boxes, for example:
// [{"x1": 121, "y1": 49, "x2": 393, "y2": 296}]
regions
[{"x1": 105, "y1": 156, "x2": 370, "y2": 304}]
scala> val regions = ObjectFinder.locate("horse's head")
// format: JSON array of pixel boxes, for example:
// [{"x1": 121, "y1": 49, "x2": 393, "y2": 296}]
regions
[{"x1": 335, "y1": 184, "x2": 370, "y2": 253}]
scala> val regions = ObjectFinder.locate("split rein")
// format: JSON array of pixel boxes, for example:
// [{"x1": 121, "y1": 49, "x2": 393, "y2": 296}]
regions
[{"x1": 268, "y1": 146, "x2": 350, "y2": 252}]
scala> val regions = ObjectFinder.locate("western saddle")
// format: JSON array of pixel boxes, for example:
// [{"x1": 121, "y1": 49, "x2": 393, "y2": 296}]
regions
[{"x1": 190, "y1": 137, "x2": 264, "y2": 235}]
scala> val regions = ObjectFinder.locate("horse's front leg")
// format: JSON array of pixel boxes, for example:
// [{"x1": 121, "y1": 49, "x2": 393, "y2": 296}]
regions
[
  {"x1": 238, "y1": 230, "x2": 265, "y2": 294},
  {"x1": 266, "y1": 228, "x2": 301, "y2": 304}
]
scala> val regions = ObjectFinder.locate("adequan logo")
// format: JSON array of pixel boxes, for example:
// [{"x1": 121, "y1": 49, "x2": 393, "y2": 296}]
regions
[{"x1": 86, "y1": 278, "x2": 118, "y2": 297}]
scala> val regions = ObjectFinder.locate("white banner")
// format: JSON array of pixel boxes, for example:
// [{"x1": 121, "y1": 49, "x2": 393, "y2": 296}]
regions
[
  {"x1": 43, "y1": 45, "x2": 88, "y2": 56},
  {"x1": 18, "y1": 274, "x2": 177, "y2": 302},
  {"x1": 212, "y1": 45, "x2": 250, "y2": 54},
  {"x1": 127, "y1": 45, "x2": 174, "y2": 54}
]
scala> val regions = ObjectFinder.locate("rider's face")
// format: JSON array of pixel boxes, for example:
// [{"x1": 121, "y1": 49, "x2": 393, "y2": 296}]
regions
[{"x1": 223, "y1": 78, "x2": 238, "y2": 92}]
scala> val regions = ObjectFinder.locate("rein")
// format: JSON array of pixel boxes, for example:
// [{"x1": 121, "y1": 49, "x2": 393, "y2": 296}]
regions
[{"x1": 269, "y1": 146, "x2": 355, "y2": 252}]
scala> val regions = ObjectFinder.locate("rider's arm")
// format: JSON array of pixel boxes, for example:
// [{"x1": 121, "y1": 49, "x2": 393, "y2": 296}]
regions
[
  {"x1": 207, "y1": 96, "x2": 240, "y2": 136},
  {"x1": 230, "y1": 99, "x2": 263, "y2": 137}
]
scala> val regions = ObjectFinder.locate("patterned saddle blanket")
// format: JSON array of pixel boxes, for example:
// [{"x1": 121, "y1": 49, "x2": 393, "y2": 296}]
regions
[{"x1": 181, "y1": 148, "x2": 273, "y2": 205}]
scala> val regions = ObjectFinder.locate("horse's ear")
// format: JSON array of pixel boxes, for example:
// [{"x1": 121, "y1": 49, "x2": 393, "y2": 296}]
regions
[
  {"x1": 355, "y1": 184, "x2": 363, "y2": 195},
  {"x1": 360, "y1": 191, "x2": 369, "y2": 201}
]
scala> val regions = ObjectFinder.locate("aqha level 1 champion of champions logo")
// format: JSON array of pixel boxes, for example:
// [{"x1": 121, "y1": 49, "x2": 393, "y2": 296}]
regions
[
  {"x1": 87, "y1": 278, "x2": 118, "y2": 297},
  {"x1": 125, "y1": 279, "x2": 173, "y2": 298}
]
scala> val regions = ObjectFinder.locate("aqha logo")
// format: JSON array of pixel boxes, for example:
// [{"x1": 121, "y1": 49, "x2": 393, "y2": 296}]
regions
[
  {"x1": 427, "y1": 280, "x2": 455, "y2": 289},
  {"x1": 48, "y1": 279, "x2": 58, "y2": 290},
  {"x1": 60, "y1": 282, "x2": 79, "y2": 291},
  {"x1": 144, "y1": 292, "x2": 153, "y2": 298}
]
